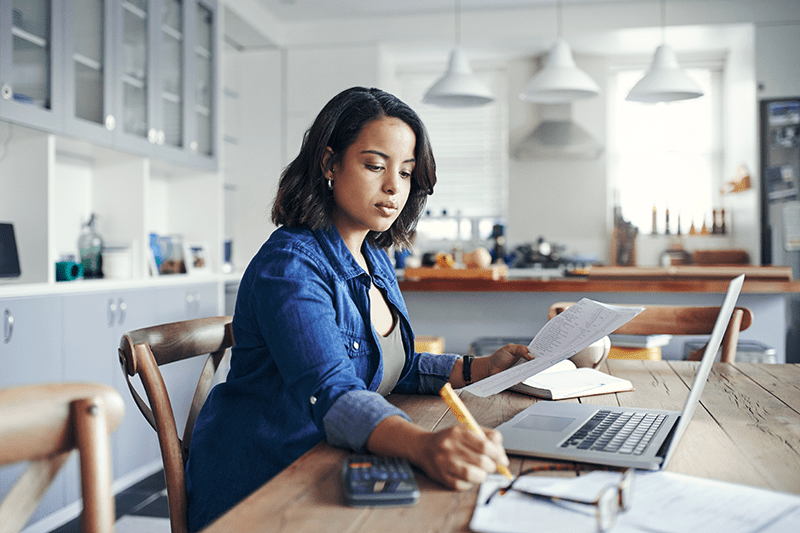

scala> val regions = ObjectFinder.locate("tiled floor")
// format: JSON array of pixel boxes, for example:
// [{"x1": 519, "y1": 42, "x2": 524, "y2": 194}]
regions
[{"x1": 49, "y1": 471, "x2": 170, "y2": 533}]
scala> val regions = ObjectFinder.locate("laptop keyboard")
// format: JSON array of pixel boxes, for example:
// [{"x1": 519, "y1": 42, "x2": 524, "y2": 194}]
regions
[{"x1": 561, "y1": 410, "x2": 668, "y2": 455}]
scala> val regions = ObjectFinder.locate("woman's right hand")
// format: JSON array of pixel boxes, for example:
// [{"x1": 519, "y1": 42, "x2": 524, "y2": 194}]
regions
[
  {"x1": 368, "y1": 415, "x2": 509, "y2": 491},
  {"x1": 415, "y1": 424, "x2": 510, "y2": 490}
]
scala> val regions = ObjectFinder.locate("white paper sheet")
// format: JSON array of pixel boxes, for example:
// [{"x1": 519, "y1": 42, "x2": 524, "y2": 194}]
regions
[
  {"x1": 470, "y1": 471, "x2": 800, "y2": 533},
  {"x1": 463, "y1": 299, "x2": 643, "y2": 397}
]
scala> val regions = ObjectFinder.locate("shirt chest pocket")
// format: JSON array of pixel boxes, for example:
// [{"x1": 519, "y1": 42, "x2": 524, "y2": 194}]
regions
[{"x1": 342, "y1": 331, "x2": 373, "y2": 379}]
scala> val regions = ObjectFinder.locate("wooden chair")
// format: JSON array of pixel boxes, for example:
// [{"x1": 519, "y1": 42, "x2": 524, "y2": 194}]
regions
[
  {"x1": 0, "y1": 382, "x2": 124, "y2": 533},
  {"x1": 549, "y1": 303, "x2": 753, "y2": 363},
  {"x1": 117, "y1": 316, "x2": 233, "y2": 533}
]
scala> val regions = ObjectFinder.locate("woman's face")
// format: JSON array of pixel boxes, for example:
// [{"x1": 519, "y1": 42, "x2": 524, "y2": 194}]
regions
[{"x1": 327, "y1": 116, "x2": 416, "y2": 246}]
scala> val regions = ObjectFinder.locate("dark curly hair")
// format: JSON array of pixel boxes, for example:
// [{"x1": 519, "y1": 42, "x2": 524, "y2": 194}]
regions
[{"x1": 271, "y1": 87, "x2": 436, "y2": 249}]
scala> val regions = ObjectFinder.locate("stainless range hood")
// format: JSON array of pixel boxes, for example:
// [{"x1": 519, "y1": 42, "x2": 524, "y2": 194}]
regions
[{"x1": 513, "y1": 104, "x2": 603, "y2": 160}]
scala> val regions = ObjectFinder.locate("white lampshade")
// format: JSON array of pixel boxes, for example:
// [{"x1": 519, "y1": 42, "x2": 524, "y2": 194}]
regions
[
  {"x1": 626, "y1": 45, "x2": 704, "y2": 103},
  {"x1": 520, "y1": 39, "x2": 600, "y2": 104},
  {"x1": 423, "y1": 48, "x2": 494, "y2": 108}
]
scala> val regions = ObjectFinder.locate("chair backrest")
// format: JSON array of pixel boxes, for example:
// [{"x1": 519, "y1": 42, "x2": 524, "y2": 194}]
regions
[
  {"x1": 117, "y1": 316, "x2": 233, "y2": 533},
  {"x1": 548, "y1": 303, "x2": 753, "y2": 363},
  {"x1": 0, "y1": 382, "x2": 124, "y2": 533}
]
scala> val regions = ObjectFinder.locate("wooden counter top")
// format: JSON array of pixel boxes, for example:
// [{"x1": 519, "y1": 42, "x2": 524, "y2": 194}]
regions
[{"x1": 398, "y1": 266, "x2": 800, "y2": 294}]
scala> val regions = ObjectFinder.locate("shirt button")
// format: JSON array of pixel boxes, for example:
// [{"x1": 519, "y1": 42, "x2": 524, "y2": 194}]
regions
[
  {"x1": 310, "y1": 396, "x2": 317, "y2": 405},
  {"x1": 353, "y1": 341, "x2": 359, "y2": 349}
]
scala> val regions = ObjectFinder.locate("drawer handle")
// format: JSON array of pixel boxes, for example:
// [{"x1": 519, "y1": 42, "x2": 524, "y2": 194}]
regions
[
  {"x1": 3, "y1": 309, "x2": 13, "y2": 343},
  {"x1": 118, "y1": 298, "x2": 127, "y2": 326},
  {"x1": 107, "y1": 299, "x2": 117, "y2": 327}
]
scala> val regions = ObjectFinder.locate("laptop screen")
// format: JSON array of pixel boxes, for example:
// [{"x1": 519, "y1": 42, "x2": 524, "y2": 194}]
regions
[
  {"x1": 0, "y1": 223, "x2": 22, "y2": 278},
  {"x1": 661, "y1": 273, "x2": 744, "y2": 466}
]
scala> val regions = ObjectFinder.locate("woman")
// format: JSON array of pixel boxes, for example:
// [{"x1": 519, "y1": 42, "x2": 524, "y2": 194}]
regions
[{"x1": 185, "y1": 87, "x2": 531, "y2": 531}]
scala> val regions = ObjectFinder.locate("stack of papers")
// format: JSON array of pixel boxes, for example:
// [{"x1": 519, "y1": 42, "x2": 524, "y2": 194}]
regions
[
  {"x1": 609, "y1": 334, "x2": 672, "y2": 348},
  {"x1": 471, "y1": 471, "x2": 800, "y2": 533}
]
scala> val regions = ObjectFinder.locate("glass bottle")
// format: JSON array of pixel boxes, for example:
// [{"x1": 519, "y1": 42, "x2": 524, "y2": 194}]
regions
[
  {"x1": 78, "y1": 213, "x2": 104, "y2": 278},
  {"x1": 651, "y1": 205, "x2": 658, "y2": 235}
]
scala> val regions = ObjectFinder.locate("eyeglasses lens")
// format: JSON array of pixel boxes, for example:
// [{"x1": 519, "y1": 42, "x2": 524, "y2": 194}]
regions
[
  {"x1": 619, "y1": 469, "x2": 634, "y2": 511},
  {"x1": 597, "y1": 486, "x2": 619, "y2": 532}
]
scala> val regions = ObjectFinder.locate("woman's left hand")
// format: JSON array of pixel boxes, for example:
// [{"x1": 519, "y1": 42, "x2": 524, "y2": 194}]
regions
[
  {"x1": 486, "y1": 343, "x2": 534, "y2": 377},
  {"x1": 450, "y1": 344, "x2": 533, "y2": 388}
]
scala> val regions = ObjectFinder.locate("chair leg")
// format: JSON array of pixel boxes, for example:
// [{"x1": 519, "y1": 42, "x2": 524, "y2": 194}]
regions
[
  {"x1": 0, "y1": 453, "x2": 70, "y2": 533},
  {"x1": 73, "y1": 397, "x2": 115, "y2": 533}
]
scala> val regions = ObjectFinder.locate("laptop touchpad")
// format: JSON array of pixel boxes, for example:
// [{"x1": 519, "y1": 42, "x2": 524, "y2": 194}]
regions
[{"x1": 513, "y1": 414, "x2": 574, "y2": 432}]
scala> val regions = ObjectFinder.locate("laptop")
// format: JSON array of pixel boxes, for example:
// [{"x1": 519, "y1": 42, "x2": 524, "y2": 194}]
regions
[
  {"x1": 496, "y1": 274, "x2": 745, "y2": 470},
  {"x1": 0, "y1": 223, "x2": 21, "y2": 278}
]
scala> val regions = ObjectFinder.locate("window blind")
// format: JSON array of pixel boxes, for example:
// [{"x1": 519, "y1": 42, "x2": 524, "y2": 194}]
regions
[{"x1": 398, "y1": 68, "x2": 508, "y2": 220}]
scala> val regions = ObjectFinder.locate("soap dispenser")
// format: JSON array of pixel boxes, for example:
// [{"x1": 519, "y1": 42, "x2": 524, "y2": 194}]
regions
[{"x1": 78, "y1": 213, "x2": 104, "y2": 278}]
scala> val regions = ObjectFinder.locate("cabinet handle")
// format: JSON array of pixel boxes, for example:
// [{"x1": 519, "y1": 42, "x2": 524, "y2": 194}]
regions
[
  {"x1": 118, "y1": 298, "x2": 127, "y2": 326},
  {"x1": 158, "y1": 130, "x2": 166, "y2": 145},
  {"x1": 105, "y1": 114, "x2": 116, "y2": 131},
  {"x1": 148, "y1": 128, "x2": 158, "y2": 143},
  {"x1": 186, "y1": 291, "x2": 201, "y2": 316},
  {"x1": 107, "y1": 299, "x2": 117, "y2": 328},
  {"x1": 3, "y1": 309, "x2": 13, "y2": 343},
  {"x1": 1, "y1": 83, "x2": 11, "y2": 100}
]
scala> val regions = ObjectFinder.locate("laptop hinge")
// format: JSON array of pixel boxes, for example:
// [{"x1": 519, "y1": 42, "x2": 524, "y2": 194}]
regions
[{"x1": 656, "y1": 416, "x2": 680, "y2": 459}]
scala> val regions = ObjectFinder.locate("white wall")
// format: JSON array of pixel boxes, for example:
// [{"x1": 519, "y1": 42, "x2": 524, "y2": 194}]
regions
[{"x1": 506, "y1": 53, "x2": 609, "y2": 261}]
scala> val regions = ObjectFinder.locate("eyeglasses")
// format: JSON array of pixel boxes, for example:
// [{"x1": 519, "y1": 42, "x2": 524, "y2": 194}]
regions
[{"x1": 485, "y1": 466, "x2": 634, "y2": 533}]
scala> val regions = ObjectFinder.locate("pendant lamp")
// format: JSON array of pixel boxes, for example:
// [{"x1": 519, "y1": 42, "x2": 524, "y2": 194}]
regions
[
  {"x1": 423, "y1": 0, "x2": 494, "y2": 108},
  {"x1": 626, "y1": 0, "x2": 703, "y2": 103},
  {"x1": 520, "y1": 0, "x2": 599, "y2": 104}
]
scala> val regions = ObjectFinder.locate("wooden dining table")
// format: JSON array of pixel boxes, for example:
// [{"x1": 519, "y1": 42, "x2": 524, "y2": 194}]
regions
[{"x1": 201, "y1": 360, "x2": 800, "y2": 532}]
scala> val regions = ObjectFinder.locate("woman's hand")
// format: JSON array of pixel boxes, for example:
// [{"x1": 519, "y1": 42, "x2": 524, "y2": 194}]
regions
[
  {"x1": 485, "y1": 343, "x2": 534, "y2": 377},
  {"x1": 367, "y1": 416, "x2": 509, "y2": 491},
  {"x1": 414, "y1": 425, "x2": 509, "y2": 490},
  {"x1": 449, "y1": 344, "x2": 533, "y2": 389}
]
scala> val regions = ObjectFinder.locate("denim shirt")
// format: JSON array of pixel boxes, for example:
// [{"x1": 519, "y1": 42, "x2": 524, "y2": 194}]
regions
[{"x1": 185, "y1": 225, "x2": 458, "y2": 531}]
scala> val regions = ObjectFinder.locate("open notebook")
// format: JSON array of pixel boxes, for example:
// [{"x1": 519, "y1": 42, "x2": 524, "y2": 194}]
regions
[{"x1": 509, "y1": 359, "x2": 633, "y2": 400}]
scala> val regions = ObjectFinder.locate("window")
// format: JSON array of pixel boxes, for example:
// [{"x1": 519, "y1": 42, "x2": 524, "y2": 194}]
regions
[
  {"x1": 398, "y1": 66, "x2": 508, "y2": 247},
  {"x1": 608, "y1": 63, "x2": 723, "y2": 235}
]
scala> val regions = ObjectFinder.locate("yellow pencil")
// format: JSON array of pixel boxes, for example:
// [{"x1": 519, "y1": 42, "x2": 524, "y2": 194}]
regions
[{"x1": 439, "y1": 383, "x2": 514, "y2": 480}]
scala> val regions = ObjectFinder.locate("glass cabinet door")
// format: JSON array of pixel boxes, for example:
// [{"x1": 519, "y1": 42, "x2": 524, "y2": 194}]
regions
[
  {"x1": 63, "y1": 0, "x2": 116, "y2": 143},
  {"x1": 159, "y1": 0, "x2": 184, "y2": 150},
  {"x1": 0, "y1": 0, "x2": 63, "y2": 131},
  {"x1": 194, "y1": 1, "x2": 214, "y2": 158},
  {"x1": 119, "y1": 0, "x2": 152, "y2": 147}
]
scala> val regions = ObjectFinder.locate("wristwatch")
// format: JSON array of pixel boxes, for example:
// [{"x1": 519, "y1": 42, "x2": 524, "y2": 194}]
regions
[{"x1": 463, "y1": 355, "x2": 474, "y2": 384}]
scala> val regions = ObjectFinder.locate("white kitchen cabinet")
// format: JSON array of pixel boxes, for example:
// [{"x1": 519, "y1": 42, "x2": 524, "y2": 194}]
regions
[
  {"x1": 58, "y1": 283, "x2": 219, "y2": 504},
  {"x1": 153, "y1": 281, "x2": 218, "y2": 323},
  {"x1": 0, "y1": 0, "x2": 218, "y2": 170},
  {"x1": 62, "y1": 0, "x2": 117, "y2": 146},
  {"x1": 0, "y1": 0, "x2": 64, "y2": 132},
  {"x1": 60, "y1": 288, "x2": 161, "y2": 506},
  {"x1": 113, "y1": 0, "x2": 218, "y2": 169},
  {"x1": 0, "y1": 295, "x2": 66, "y2": 529}
]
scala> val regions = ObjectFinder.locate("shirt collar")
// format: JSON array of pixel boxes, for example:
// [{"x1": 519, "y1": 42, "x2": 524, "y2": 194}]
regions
[{"x1": 313, "y1": 225, "x2": 392, "y2": 283}]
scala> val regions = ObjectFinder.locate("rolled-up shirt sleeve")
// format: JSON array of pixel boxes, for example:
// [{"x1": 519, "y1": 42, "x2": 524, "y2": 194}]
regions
[
  {"x1": 323, "y1": 390, "x2": 410, "y2": 452},
  {"x1": 416, "y1": 352, "x2": 459, "y2": 394}
]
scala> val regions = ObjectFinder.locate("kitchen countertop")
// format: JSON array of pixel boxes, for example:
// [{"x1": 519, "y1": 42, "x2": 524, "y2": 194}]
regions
[{"x1": 398, "y1": 266, "x2": 800, "y2": 294}]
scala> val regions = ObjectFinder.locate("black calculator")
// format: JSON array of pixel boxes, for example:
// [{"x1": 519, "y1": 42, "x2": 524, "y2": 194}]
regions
[{"x1": 341, "y1": 455, "x2": 420, "y2": 507}]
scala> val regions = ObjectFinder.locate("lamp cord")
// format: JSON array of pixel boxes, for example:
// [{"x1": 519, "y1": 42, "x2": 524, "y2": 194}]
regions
[
  {"x1": 557, "y1": 0, "x2": 563, "y2": 39},
  {"x1": 454, "y1": 0, "x2": 461, "y2": 48}
]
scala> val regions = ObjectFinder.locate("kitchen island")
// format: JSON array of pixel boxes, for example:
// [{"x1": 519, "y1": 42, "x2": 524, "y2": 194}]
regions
[{"x1": 398, "y1": 266, "x2": 800, "y2": 363}]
